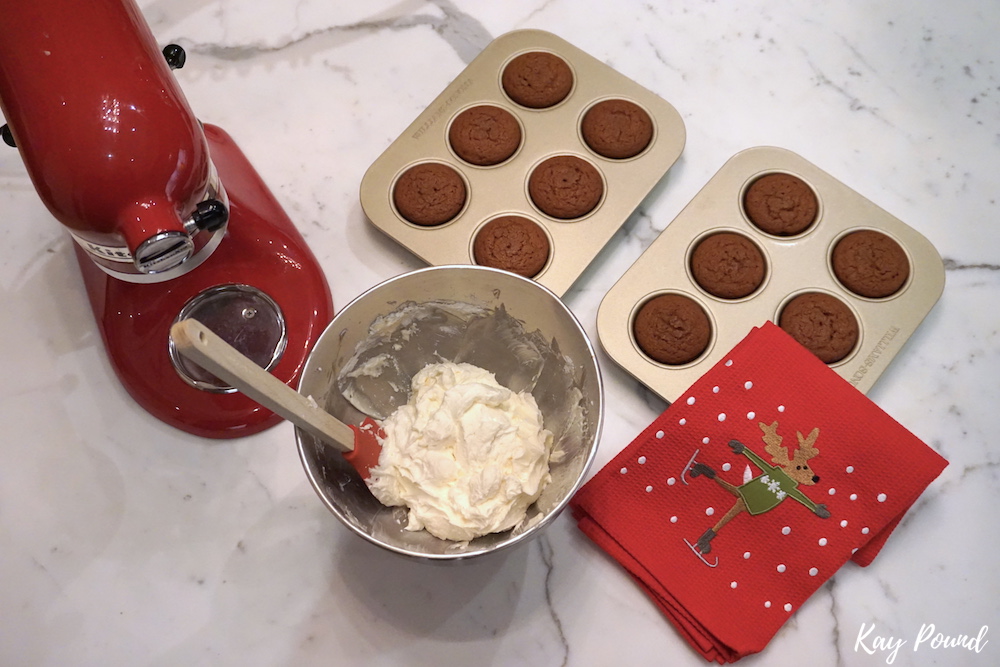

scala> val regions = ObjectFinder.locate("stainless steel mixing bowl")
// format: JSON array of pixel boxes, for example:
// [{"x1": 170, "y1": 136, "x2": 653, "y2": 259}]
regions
[{"x1": 296, "y1": 265, "x2": 603, "y2": 560}]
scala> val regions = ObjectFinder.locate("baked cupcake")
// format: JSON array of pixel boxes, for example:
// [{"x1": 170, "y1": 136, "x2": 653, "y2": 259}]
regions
[
  {"x1": 449, "y1": 105, "x2": 522, "y2": 166},
  {"x1": 393, "y1": 163, "x2": 466, "y2": 226},
  {"x1": 744, "y1": 173, "x2": 818, "y2": 236},
  {"x1": 690, "y1": 232, "x2": 766, "y2": 299},
  {"x1": 581, "y1": 99, "x2": 654, "y2": 159},
  {"x1": 528, "y1": 155, "x2": 603, "y2": 219},
  {"x1": 832, "y1": 229, "x2": 910, "y2": 298},
  {"x1": 473, "y1": 216, "x2": 550, "y2": 278},
  {"x1": 633, "y1": 293, "x2": 712, "y2": 365},
  {"x1": 501, "y1": 51, "x2": 574, "y2": 109},
  {"x1": 778, "y1": 292, "x2": 859, "y2": 363}
]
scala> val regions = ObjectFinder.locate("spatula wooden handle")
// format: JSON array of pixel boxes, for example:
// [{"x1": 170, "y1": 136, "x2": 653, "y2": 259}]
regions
[{"x1": 170, "y1": 318, "x2": 355, "y2": 453}]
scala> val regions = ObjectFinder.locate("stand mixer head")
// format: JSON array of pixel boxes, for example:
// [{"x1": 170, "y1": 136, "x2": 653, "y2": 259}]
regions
[
  {"x1": 0, "y1": 0, "x2": 334, "y2": 437},
  {"x1": 0, "y1": 0, "x2": 229, "y2": 281}
]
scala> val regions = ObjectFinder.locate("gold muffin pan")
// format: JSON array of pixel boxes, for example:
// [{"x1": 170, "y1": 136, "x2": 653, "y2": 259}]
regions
[
  {"x1": 360, "y1": 29, "x2": 685, "y2": 296},
  {"x1": 598, "y1": 146, "x2": 946, "y2": 402}
]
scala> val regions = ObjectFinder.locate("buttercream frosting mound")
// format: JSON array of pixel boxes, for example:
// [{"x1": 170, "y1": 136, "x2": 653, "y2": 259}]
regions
[{"x1": 366, "y1": 361, "x2": 554, "y2": 541}]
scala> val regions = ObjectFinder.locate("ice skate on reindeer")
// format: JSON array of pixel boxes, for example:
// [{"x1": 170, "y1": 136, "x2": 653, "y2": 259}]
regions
[{"x1": 682, "y1": 421, "x2": 831, "y2": 565}]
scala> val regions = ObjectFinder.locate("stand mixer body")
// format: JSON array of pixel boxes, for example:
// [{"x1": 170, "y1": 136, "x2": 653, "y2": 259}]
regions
[{"x1": 0, "y1": 0, "x2": 334, "y2": 437}]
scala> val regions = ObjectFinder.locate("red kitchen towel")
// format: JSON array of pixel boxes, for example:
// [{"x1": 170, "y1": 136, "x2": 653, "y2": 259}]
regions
[{"x1": 571, "y1": 322, "x2": 947, "y2": 663}]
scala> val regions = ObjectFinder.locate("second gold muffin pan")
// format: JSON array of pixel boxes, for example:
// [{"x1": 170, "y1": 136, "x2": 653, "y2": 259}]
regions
[
  {"x1": 360, "y1": 29, "x2": 686, "y2": 296},
  {"x1": 598, "y1": 146, "x2": 946, "y2": 403}
]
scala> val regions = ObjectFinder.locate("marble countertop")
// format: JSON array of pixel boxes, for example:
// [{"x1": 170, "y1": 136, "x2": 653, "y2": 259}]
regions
[{"x1": 2, "y1": 1, "x2": 997, "y2": 665}]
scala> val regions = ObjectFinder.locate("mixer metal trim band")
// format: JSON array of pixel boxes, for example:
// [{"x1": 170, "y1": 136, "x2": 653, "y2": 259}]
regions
[
  {"x1": 68, "y1": 234, "x2": 135, "y2": 263},
  {"x1": 68, "y1": 225, "x2": 228, "y2": 284}
]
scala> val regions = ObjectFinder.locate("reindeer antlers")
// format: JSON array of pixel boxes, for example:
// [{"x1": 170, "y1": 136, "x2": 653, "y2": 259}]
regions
[
  {"x1": 759, "y1": 422, "x2": 821, "y2": 464},
  {"x1": 796, "y1": 428, "x2": 821, "y2": 460},
  {"x1": 759, "y1": 421, "x2": 788, "y2": 465}
]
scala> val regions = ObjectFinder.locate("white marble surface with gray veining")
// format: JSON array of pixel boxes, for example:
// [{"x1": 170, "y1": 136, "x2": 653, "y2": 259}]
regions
[{"x1": 1, "y1": 1, "x2": 998, "y2": 665}]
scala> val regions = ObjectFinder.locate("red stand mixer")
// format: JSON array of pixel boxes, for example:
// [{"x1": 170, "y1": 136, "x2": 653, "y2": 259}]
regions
[{"x1": 0, "y1": 0, "x2": 334, "y2": 437}]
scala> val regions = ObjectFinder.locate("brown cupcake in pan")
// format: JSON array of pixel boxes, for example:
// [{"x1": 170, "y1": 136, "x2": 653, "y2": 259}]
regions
[
  {"x1": 832, "y1": 229, "x2": 910, "y2": 298},
  {"x1": 528, "y1": 155, "x2": 603, "y2": 219},
  {"x1": 778, "y1": 292, "x2": 859, "y2": 363},
  {"x1": 744, "y1": 173, "x2": 818, "y2": 236},
  {"x1": 501, "y1": 51, "x2": 574, "y2": 109},
  {"x1": 690, "y1": 232, "x2": 766, "y2": 299},
  {"x1": 449, "y1": 105, "x2": 522, "y2": 166},
  {"x1": 393, "y1": 163, "x2": 467, "y2": 226},
  {"x1": 581, "y1": 99, "x2": 654, "y2": 159},
  {"x1": 473, "y1": 215, "x2": 550, "y2": 278},
  {"x1": 633, "y1": 293, "x2": 712, "y2": 365}
]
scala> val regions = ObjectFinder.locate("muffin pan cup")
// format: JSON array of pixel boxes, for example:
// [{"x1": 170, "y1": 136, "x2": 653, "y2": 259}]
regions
[
  {"x1": 360, "y1": 29, "x2": 686, "y2": 296},
  {"x1": 598, "y1": 146, "x2": 945, "y2": 402}
]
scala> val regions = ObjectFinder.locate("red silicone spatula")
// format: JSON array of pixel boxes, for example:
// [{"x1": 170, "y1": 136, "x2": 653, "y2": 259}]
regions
[{"x1": 170, "y1": 318, "x2": 383, "y2": 478}]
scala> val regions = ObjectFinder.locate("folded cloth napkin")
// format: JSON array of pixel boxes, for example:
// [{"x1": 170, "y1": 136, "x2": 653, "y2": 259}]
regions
[{"x1": 571, "y1": 322, "x2": 947, "y2": 663}]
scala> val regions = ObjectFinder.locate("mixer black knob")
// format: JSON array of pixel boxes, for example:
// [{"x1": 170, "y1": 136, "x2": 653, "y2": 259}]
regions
[
  {"x1": 191, "y1": 198, "x2": 229, "y2": 232},
  {"x1": 1, "y1": 124, "x2": 15, "y2": 148},
  {"x1": 162, "y1": 44, "x2": 186, "y2": 70}
]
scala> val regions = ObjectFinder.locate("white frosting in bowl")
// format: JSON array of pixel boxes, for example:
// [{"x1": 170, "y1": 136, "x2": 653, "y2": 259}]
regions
[{"x1": 366, "y1": 361, "x2": 554, "y2": 542}]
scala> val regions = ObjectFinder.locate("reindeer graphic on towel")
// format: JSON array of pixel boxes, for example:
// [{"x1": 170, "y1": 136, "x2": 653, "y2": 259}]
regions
[{"x1": 689, "y1": 421, "x2": 831, "y2": 555}]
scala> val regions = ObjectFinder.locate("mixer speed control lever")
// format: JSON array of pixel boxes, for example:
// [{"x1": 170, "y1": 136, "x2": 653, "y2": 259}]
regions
[
  {"x1": 162, "y1": 44, "x2": 186, "y2": 70},
  {"x1": 188, "y1": 198, "x2": 229, "y2": 233}
]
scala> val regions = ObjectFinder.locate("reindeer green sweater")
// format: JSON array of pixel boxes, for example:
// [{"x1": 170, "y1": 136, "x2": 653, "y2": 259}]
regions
[{"x1": 736, "y1": 447, "x2": 821, "y2": 516}]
